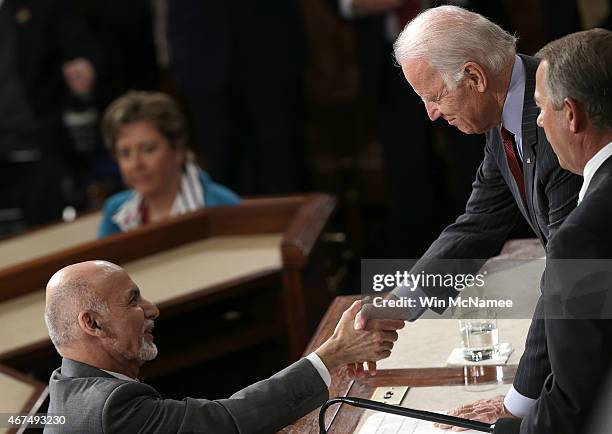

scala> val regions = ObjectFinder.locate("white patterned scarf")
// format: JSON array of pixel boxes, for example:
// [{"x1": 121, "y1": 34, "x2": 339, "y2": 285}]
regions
[{"x1": 111, "y1": 162, "x2": 205, "y2": 232}]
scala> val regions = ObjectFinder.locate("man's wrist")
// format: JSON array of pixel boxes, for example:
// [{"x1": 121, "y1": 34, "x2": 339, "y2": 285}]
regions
[
  {"x1": 306, "y1": 352, "x2": 332, "y2": 387},
  {"x1": 315, "y1": 339, "x2": 340, "y2": 372},
  {"x1": 504, "y1": 385, "x2": 536, "y2": 417}
]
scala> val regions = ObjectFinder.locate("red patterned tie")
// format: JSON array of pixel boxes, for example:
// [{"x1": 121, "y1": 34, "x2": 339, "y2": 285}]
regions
[
  {"x1": 500, "y1": 126, "x2": 526, "y2": 201},
  {"x1": 397, "y1": 0, "x2": 422, "y2": 29}
]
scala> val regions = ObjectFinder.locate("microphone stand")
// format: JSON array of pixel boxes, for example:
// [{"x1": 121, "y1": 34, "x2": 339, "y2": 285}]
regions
[{"x1": 319, "y1": 397, "x2": 494, "y2": 433}]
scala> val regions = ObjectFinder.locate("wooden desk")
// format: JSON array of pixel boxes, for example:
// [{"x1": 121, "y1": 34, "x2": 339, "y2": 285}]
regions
[
  {"x1": 0, "y1": 364, "x2": 47, "y2": 434},
  {"x1": 0, "y1": 212, "x2": 99, "y2": 272},
  {"x1": 0, "y1": 195, "x2": 336, "y2": 377}
]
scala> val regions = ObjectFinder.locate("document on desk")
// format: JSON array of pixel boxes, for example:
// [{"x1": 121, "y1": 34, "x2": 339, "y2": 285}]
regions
[{"x1": 357, "y1": 412, "x2": 483, "y2": 434}]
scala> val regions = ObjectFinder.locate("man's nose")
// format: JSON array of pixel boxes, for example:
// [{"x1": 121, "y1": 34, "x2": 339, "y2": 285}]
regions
[
  {"x1": 143, "y1": 297, "x2": 160, "y2": 320},
  {"x1": 424, "y1": 101, "x2": 441, "y2": 121}
]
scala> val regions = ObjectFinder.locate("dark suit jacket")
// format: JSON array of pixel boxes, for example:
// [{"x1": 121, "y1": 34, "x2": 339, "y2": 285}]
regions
[
  {"x1": 412, "y1": 55, "x2": 581, "y2": 399},
  {"x1": 44, "y1": 358, "x2": 328, "y2": 433},
  {"x1": 4, "y1": 0, "x2": 94, "y2": 119},
  {"x1": 494, "y1": 155, "x2": 612, "y2": 433}
]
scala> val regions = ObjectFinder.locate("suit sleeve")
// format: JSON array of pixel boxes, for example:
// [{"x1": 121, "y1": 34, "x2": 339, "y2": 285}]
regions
[
  {"x1": 102, "y1": 359, "x2": 328, "y2": 434},
  {"x1": 412, "y1": 136, "x2": 520, "y2": 302}
]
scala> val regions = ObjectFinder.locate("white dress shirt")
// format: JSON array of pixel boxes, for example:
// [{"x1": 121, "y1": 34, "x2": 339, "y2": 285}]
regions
[
  {"x1": 101, "y1": 369, "x2": 139, "y2": 382},
  {"x1": 578, "y1": 141, "x2": 612, "y2": 204}
]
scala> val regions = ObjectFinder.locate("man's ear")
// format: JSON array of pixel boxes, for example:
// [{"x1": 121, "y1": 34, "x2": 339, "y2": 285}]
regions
[
  {"x1": 563, "y1": 97, "x2": 586, "y2": 133},
  {"x1": 464, "y1": 62, "x2": 487, "y2": 92},
  {"x1": 78, "y1": 311, "x2": 106, "y2": 338}
]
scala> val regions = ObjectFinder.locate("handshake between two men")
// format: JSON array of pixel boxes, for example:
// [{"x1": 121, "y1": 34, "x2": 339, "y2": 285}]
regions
[{"x1": 316, "y1": 298, "x2": 406, "y2": 379}]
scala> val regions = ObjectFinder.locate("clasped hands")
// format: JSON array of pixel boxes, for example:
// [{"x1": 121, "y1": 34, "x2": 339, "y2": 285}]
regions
[
  {"x1": 341, "y1": 295, "x2": 410, "y2": 378},
  {"x1": 315, "y1": 299, "x2": 405, "y2": 375}
]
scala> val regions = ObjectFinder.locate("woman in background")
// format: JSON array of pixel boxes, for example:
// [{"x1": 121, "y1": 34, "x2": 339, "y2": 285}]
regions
[{"x1": 98, "y1": 91, "x2": 239, "y2": 237}]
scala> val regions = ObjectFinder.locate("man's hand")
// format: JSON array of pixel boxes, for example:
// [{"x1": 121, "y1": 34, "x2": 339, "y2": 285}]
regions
[
  {"x1": 62, "y1": 58, "x2": 96, "y2": 96},
  {"x1": 351, "y1": 0, "x2": 405, "y2": 16},
  {"x1": 346, "y1": 294, "x2": 410, "y2": 378},
  {"x1": 434, "y1": 395, "x2": 515, "y2": 431},
  {"x1": 315, "y1": 300, "x2": 404, "y2": 374}
]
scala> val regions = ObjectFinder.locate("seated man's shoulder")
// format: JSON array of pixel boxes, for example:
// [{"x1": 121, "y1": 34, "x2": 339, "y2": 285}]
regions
[{"x1": 48, "y1": 373, "x2": 159, "y2": 433}]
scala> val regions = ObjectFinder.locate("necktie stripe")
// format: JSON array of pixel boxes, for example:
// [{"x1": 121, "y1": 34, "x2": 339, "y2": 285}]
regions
[{"x1": 501, "y1": 126, "x2": 527, "y2": 202}]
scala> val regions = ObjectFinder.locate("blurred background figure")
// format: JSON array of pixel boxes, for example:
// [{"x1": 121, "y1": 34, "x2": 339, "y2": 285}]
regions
[
  {"x1": 0, "y1": 0, "x2": 97, "y2": 234},
  {"x1": 98, "y1": 91, "x2": 239, "y2": 238},
  {"x1": 167, "y1": 0, "x2": 307, "y2": 196}
]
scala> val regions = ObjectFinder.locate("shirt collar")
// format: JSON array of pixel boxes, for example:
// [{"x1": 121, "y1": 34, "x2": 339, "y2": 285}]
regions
[
  {"x1": 579, "y1": 141, "x2": 612, "y2": 203},
  {"x1": 501, "y1": 55, "x2": 525, "y2": 137},
  {"x1": 100, "y1": 369, "x2": 139, "y2": 382}
]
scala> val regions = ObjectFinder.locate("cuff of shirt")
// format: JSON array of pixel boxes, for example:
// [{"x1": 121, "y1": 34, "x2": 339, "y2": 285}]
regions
[
  {"x1": 339, "y1": 0, "x2": 355, "y2": 19},
  {"x1": 306, "y1": 352, "x2": 331, "y2": 387},
  {"x1": 504, "y1": 385, "x2": 536, "y2": 417},
  {"x1": 391, "y1": 284, "x2": 428, "y2": 321}
]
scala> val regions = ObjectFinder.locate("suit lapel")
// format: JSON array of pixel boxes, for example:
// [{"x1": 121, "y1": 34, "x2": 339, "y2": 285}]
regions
[
  {"x1": 497, "y1": 124, "x2": 529, "y2": 218},
  {"x1": 518, "y1": 54, "x2": 545, "y2": 241},
  {"x1": 519, "y1": 54, "x2": 539, "y2": 202}
]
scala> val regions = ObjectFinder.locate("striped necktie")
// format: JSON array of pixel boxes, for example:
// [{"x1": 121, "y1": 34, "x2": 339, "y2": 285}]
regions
[{"x1": 500, "y1": 126, "x2": 526, "y2": 201}]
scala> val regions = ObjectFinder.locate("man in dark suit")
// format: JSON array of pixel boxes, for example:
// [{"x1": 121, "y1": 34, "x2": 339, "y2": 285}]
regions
[
  {"x1": 0, "y1": 0, "x2": 96, "y2": 228},
  {"x1": 167, "y1": 0, "x2": 306, "y2": 196},
  {"x1": 492, "y1": 28, "x2": 612, "y2": 434},
  {"x1": 42, "y1": 260, "x2": 403, "y2": 433},
  {"x1": 356, "y1": 5, "x2": 582, "y2": 422}
]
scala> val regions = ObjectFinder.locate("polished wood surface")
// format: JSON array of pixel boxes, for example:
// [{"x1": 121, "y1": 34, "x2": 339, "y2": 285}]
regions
[{"x1": 0, "y1": 212, "x2": 100, "y2": 272}]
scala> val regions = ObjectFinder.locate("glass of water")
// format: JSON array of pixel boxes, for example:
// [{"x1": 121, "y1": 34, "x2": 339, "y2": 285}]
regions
[{"x1": 459, "y1": 319, "x2": 499, "y2": 362}]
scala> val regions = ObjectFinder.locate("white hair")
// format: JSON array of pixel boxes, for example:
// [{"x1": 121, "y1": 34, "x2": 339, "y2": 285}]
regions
[
  {"x1": 394, "y1": 5, "x2": 517, "y2": 89},
  {"x1": 44, "y1": 276, "x2": 108, "y2": 350}
]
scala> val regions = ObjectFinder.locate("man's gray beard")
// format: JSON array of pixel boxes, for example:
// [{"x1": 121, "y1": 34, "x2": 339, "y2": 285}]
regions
[
  {"x1": 111, "y1": 336, "x2": 158, "y2": 362},
  {"x1": 137, "y1": 338, "x2": 158, "y2": 361}
]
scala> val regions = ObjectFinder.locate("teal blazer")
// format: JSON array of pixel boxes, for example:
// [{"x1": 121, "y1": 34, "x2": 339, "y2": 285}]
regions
[{"x1": 98, "y1": 169, "x2": 239, "y2": 237}]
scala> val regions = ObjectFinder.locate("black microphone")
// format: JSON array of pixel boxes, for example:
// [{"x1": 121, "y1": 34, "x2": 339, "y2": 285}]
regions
[{"x1": 319, "y1": 397, "x2": 494, "y2": 433}]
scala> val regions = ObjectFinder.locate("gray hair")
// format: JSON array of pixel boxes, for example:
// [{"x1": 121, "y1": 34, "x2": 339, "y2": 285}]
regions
[
  {"x1": 44, "y1": 277, "x2": 108, "y2": 350},
  {"x1": 101, "y1": 91, "x2": 190, "y2": 156},
  {"x1": 536, "y1": 28, "x2": 612, "y2": 131},
  {"x1": 394, "y1": 5, "x2": 517, "y2": 88}
]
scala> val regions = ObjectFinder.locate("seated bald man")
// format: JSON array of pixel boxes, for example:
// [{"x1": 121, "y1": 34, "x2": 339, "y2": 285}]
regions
[{"x1": 43, "y1": 261, "x2": 404, "y2": 434}]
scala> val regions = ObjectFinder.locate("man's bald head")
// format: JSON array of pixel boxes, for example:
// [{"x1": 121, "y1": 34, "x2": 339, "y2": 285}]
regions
[{"x1": 44, "y1": 261, "x2": 122, "y2": 351}]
